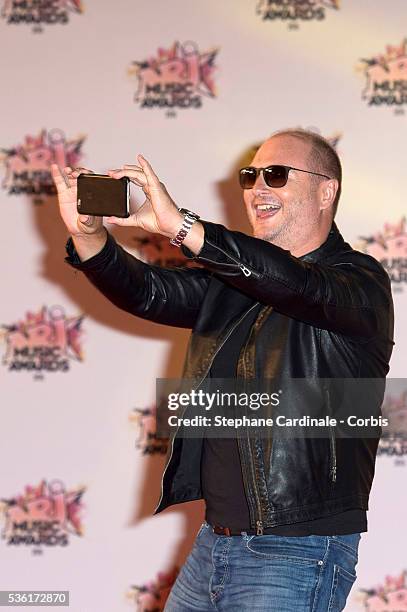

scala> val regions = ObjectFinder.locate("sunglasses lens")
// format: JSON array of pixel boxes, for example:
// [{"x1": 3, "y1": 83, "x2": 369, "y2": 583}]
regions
[
  {"x1": 263, "y1": 166, "x2": 289, "y2": 188},
  {"x1": 239, "y1": 167, "x2": 257, "y2": 189},
  {"x1": 239, "y1": 166, "x2": 290, "y2": 189}
]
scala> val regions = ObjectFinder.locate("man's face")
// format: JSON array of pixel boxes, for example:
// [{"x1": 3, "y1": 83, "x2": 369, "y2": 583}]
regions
[{"x1": 243, "y1": 135, "x2": 324, "y2": 248}]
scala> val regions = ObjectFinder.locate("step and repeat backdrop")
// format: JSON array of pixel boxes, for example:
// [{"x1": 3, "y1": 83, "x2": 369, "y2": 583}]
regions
[{"x1": 1, "y1": 1, "x2": 407, "y2": 611}]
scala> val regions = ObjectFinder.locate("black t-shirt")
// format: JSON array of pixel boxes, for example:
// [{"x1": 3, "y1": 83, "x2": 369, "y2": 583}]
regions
[{"x1": 201, "y1": 303, "x2": 367, "y2": 535}]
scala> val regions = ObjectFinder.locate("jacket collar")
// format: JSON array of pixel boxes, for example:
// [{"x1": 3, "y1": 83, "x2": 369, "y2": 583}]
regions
[{"x1": 300, "y1": 222, "x2": 345, "y2": 263}]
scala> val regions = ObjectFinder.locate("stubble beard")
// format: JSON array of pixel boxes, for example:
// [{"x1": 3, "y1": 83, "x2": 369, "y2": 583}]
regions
[{"x1": 253, "y1": 196, "x2": 318, "y2": 252}]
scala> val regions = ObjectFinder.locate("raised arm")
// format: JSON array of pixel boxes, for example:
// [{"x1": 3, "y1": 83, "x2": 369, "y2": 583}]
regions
[
  {"x1": 104, "y1": 157, "x2": 392, "y2": 340},
  {"x1": 65, "y1": 230, "x2": 210, "y2": 328},
  {"x1": 181, "y1": 220, "x2": 393, "y2": 339},
  {"x1": 51, "y1": 162, "x2": 210, "y2": 329}
]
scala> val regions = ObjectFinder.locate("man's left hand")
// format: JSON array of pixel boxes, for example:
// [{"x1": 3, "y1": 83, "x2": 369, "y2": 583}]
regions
[
  {"x1": 106, "y1": 155, "x2": 183, "y2": 239},
  {"x1": 107, "y1": 155, "x2": 204, "y2": 254}
]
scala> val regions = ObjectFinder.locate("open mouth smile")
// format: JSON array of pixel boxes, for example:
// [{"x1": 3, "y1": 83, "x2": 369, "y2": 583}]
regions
[{"x1": 254, "y1": 203, "x2": 282, "y2": 219}]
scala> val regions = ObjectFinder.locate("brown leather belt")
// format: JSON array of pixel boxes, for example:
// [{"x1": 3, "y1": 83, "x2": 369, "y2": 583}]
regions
[{"x1": 211, "y1": 523, "x2": 256, "y2": 536}]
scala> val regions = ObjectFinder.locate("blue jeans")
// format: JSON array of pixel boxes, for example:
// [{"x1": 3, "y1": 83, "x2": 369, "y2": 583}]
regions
[{"x1": 164, "y1": 521, "x2": 360, "y2": 611}]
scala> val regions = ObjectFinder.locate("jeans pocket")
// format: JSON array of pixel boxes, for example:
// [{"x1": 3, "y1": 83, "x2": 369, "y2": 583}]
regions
[
  {"x1": 331, "y1": 534, "x2": 361, "y2": 560},
  {"x1": 245, "y1": 535, "x2": 323, "y2": 565},
  {"x1": 328, "y1": 564, "x2": 357, "y2": 612}
]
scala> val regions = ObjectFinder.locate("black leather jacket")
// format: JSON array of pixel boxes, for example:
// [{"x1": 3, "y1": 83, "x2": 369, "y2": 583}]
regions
[{"x1": 65, "y1": 221, "x2": 394, "y2": 534}]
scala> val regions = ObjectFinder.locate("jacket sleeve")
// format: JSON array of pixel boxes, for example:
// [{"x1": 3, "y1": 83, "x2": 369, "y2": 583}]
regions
[
  {"x1": 64, "y1": 231, "x2": 211, "y2": 328},
  {"x1": 181, "y1": 220, "x2": 393, "y2": 339}
]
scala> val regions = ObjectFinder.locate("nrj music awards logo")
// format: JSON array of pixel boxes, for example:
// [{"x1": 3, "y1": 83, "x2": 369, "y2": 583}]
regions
[
  {"x1": 0, "y1": 305, "x2": 84, "y2": 374},
  {"x1": 356, "y1": 218, "x2": 407, "y2": 290},
  {"x1": 128, "y1": 41, "x2": 219, "y2": 115},
  {"x1": 0, "y1": 480, "x2": 85, "y2": 550},
  {"x1": 0, "y1": 128, "x2": 85, "y2": 203},
  {"x1": 256, "y1": 0, "x2": 339, "y2": 24},
  {"x1": 129, "y1": 406, "x2": 168, "y2": 456},
  {"x1": 357, "y1": 570, "x2": 407, "y2": 611},
  {"x1": 1, "y1": 0, "x2": 83, "y2": 32},
  {"x1": 358, "y1": 39, "x2": 407, "y2": 112},
  {"x1": 378, "y1": 389, "x2": 407, "y2": 464},
  {"x1": 126, "y1": 567, "x2": 179, "y2": 611}
]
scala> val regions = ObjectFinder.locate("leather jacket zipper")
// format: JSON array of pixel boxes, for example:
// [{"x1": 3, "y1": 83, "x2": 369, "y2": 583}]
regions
[
  {"x1": 198, "y1": 239, "x2": 261, "y2": 279},
  {"x1": 330, "y1": 426, "x2": 337, "y2": 482},
  {"x1": 246, "y1": 438, "x2": 264, "y2": 534},
  {"x1": 153, "y1": 303, "x2": 259, "y2": 514},
  {"x1": 237, "y1": 428, "x2": 264, "y2": 534},
  {"x1": 236, "y1": 306, "x2": 271, "y2": 536},
  {"x1": 325, "y1": 386, "x2": 337, "y2": 483}
]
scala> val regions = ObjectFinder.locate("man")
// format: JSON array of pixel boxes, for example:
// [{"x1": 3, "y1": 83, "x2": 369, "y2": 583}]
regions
[{"x1": 51, "y1": 129, "x2": 394, "y2": 611}]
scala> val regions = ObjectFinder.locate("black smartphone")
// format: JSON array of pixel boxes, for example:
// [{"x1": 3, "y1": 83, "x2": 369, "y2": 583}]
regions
[{"x1": 77, "y1": 173, "x2": 130, "y2": 218}]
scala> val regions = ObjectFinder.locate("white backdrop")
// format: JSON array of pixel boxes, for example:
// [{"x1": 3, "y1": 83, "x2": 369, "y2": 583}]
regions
[{"x1": 1, "y1": 1, "x2": 406, "y2": 610}]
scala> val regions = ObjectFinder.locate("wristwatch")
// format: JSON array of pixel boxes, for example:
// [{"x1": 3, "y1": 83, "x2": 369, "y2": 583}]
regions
[{"x1": 170, "y1": 208, "x2": 201, "y2": 248}]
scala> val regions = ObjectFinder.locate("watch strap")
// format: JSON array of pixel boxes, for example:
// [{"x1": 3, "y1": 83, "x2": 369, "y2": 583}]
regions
[{"x1": 170, "y1": 208, "x2": 200, "y2": 248}]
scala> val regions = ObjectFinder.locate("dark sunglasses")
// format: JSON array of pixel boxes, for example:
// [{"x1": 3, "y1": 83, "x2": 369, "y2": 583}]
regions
[{"x1": 239, "y1": 165, "x2": 332, "y2": 189}]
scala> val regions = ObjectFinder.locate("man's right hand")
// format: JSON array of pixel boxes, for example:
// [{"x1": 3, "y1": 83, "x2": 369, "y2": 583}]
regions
[
  {"x1": 50, "y1": 164, "x2": 107, "y2": 262},
  {"x1": 50, "y1": 164, "x2": 106, "y2": 237}
]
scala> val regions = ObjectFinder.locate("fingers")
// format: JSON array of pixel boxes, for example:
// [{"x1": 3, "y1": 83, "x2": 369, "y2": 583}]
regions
[
  {"x1": 50, "y1": 163, "x2": 63, "y2": 181},
  {"x1": 137, "y1": 154, "x2": 161, "y2": 188},
  {"x1": 107, "y1": 156, "x2": 158, "y2": 181},
  {"x1": 50, "y1": 163, "x2": 70, "y2": 192},
  {"x1": 71, "y1": 166, "x2": 94, "y2": 178},
  {"x1": 107, "y1": 156, "x2": 160, "y2": 192},
  {"x1": 107, "y1": 168, "x2": 147, "y2": 187},
  {"x1": 57, "y1": 166, "x2": 71, "y2": 188},
  {"x1": 78, "y1": 214, "x2": 95, "y2": 226},
  {"x1": 107, "y1": 156, "x2": 160, "y2": 188},
  {"x1": 123, "y1": 164, "x2": 143, "y2": 171},
  {"x1": 50, "y1": 164, "x2": 93, "y2": 191},
  {"x1": 107, "y1": 167, "x2": 144, "y2": 178},
  {"x1": 105, "y1": 213, "x2": 138, "y2": 227},
  {"x1": 108, "y1": 164, "x2": 143, "y2": 171}
]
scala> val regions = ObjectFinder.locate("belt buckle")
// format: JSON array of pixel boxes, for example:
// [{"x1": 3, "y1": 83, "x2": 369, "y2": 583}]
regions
[{"x1": 212, "y1": 524, "x2": 232, "y2": 536}]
